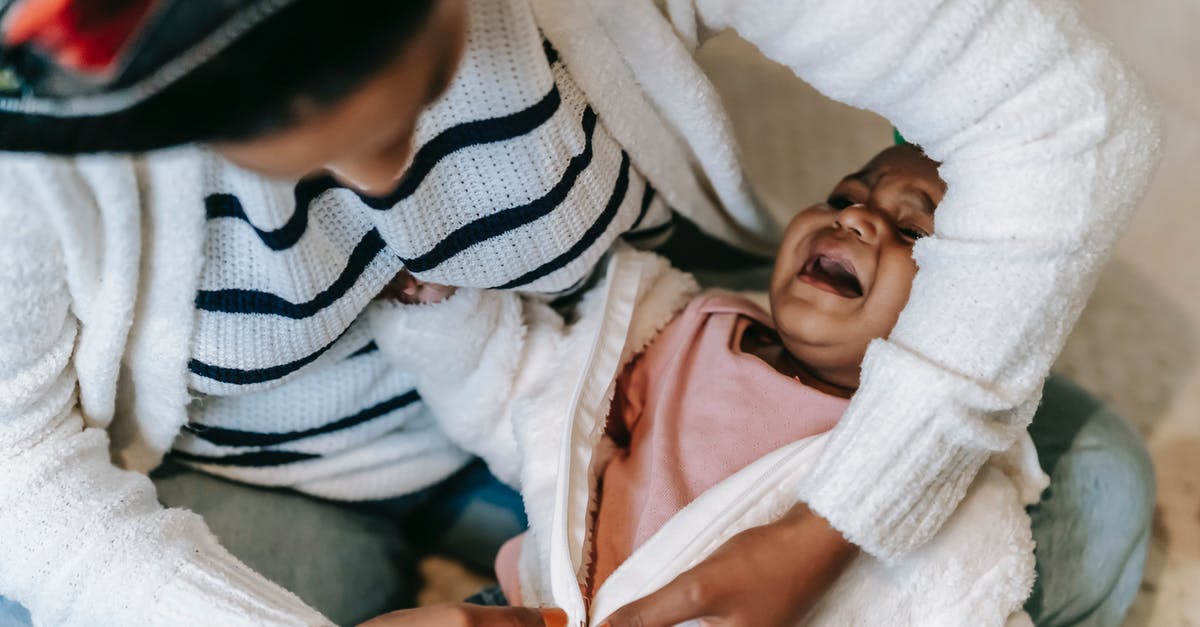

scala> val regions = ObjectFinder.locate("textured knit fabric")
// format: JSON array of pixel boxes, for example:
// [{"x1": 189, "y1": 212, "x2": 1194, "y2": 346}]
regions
[
  {"x1": 175, "y1": 0, "x2": 671, "y2": 497},
  {"x1": 0, "y1": 0, "x2": 1157, "y2": 623}
]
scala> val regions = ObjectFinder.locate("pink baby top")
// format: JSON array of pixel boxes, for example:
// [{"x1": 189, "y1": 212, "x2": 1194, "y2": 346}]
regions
[{"x1": 494, "y1": 293, "x2": 850, "y2": 602}]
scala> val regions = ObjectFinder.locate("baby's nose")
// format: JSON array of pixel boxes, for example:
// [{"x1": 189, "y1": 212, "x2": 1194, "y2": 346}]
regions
[{"x1": 835, "y1": 203, "x2": 882, "y2": 242}]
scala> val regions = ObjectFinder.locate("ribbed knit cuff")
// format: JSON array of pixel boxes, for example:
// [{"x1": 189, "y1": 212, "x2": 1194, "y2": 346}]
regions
[{"x1": 800, "y1": 339, "x2": 1016, "y2": 563}]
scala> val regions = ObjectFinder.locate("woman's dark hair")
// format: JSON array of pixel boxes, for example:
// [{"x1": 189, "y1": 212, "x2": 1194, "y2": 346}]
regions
[{"x1": 0, "y1": 0, "x2": 438, "y2": 153}]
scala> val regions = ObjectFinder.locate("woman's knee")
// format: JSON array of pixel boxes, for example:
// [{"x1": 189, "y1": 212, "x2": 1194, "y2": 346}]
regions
[
  {"x1": 1034, "y1": 375, "x2": 1155, "y2": 521},
  {"x1": 153, "y1": 464, "x2": 418, "y2": 625},
  {"x1": 1026, "y1": 376, "x2": 1155, "y2": 626},
  {"x1": 1053, "y1": 389, "x2": 1154, "y2": 528}
]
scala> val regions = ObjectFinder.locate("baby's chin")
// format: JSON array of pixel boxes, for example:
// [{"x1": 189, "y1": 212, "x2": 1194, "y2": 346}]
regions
[{"x1": 773, "y1": 323, "x2": 865, "y2": 392}]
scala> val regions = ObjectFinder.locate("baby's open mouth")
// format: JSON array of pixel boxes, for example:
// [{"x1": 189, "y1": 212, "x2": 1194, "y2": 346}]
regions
[{"x1": 799, "y1": 254, "x2": 864, "y2": 298}]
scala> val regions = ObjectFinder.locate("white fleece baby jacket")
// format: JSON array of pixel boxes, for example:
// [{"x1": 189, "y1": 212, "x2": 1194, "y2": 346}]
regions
[{"x1": 370, "y1": 246, "x2": 1050, "y2": 626}]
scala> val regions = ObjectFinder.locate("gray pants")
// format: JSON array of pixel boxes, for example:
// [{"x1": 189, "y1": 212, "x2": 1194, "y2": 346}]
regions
[{"x1": 0, "y1": 375, "x2": 1154, "y2": 626}]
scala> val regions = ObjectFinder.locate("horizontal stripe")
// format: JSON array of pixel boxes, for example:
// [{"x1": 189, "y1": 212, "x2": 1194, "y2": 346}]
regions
[
  {"x1": 290, "y1": 84, "x2": 563, "y2": 211},
  {"x1": 629, "y1": 182, "x2": 656, "y2": 231},
  {"x1": 188, "y1": 325, "x2": 350, "y2": 385},
  {"x1": 204, "y1": 179, "x2": 330, "y2": 251},
  {"x1": 347, "y1": 341, "x2": 379, "y2": 358},
  {"x1": 204, "y1": 79, "x2": 562, "y2": 254},
  {"x1": 195, "y1": 229, "x2": 388, "y2": 318},
  {"x1": 547, "y1": 273, "x2": 590, "y2": 298},
  {"x1": 205, "y1": 193, "x2": 308, "y2": 251},
  {"x1": 171, "y1": 449, "x2": 320, "y2": 467},
  {"x1": 496, "y1": 151, "x2": 631, "y2": 289},
  {"x1": 402, "y1": 107, "x2": 599, "y2": 273},
  {"x1": 184, "y1": 390, "x2": 420, "y2": 447},
  {"x1": 548, "y1": 265, "x2": 606, "y2": 309},
  {"x1": 623, "y1": 217, "x2": 675, "y2": 243}
]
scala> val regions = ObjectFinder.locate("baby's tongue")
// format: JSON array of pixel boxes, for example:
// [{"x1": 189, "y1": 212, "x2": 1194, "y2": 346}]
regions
[{"x1": 812, "y1": 256, "x2": 863, "y2": 297}]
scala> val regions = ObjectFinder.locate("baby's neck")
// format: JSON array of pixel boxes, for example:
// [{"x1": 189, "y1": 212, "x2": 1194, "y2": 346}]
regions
[{"x1": 740, "y1": 325, "x2": 856, "y2": 399}]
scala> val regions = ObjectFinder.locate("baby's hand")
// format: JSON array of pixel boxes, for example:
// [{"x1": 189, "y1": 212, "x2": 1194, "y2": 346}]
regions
[{"x1": 378, "y1": 268, "x2": 458, "y2": 304}]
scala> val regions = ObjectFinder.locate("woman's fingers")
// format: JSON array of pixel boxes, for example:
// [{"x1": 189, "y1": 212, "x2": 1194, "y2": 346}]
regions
[
  {"x1": 599, "y1": 570, "x2": 719, "y2": 627},
  {"x1": 600, "y1": 504, "x2": 857, "y2": 627}
]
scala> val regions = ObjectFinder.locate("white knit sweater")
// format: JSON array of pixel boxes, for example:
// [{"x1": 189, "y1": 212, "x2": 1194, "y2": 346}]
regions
[
  {"x1": 173, "y1": 0, "x2": 672, "y2": 500},
  {"x1": 0, "y1": 0, "x2": 1157, "y2": 624}
]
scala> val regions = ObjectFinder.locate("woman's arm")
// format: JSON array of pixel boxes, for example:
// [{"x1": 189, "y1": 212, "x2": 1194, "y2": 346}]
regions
[
  {"x1": 0, "y1": 193, "x2": 330, "y2": 625},
  {"x1": 686, "y1": 0, "x2": 1160, "y2": 560},
  {"x1": 601, "y1": 503, "x2": 857, "y2": 627}
]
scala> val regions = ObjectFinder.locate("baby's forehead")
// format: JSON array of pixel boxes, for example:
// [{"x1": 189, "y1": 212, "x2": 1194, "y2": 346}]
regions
[
  {"x1": 863, "y1": 144, "x2": 927, "y2": 169},
  {"x1": 848, "y1": 145, "x2": 944, "y2": 188}
]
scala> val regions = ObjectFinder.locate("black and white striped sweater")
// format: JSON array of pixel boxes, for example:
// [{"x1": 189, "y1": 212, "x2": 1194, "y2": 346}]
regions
[{"x1": 173, "y1": 0, "x2": 672, "y2": 498}]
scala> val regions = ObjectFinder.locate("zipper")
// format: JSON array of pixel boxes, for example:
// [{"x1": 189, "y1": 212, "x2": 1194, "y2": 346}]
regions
[{"x1": 547, "y1": 253, "x2": 643, "y2": 626}]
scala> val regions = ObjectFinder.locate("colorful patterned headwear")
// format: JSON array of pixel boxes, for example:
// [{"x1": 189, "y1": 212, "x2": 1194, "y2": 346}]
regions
[
  {"x1": 0, "y1": 0, "x2": 436, "y2": 153},
  {"x1": 0, "y1": 0, "x2": 294, "y2": 117},
  {"x1": 3, "y1": 0, "x2": 161, "y2": 74}
]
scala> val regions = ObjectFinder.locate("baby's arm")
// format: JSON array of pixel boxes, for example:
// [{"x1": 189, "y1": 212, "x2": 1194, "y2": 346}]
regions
[
  {"x1": 370, "y1": 246, "x2": 698, "y2": 486},
  {"x1": 369, "y1": 272, "x2": 570, "y2": 487}
]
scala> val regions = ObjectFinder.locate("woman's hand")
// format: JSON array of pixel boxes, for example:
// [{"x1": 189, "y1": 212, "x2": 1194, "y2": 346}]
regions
[
  {"x1": 378, "y1": 268, "x2": 457, "y2": 304},
  {"x1": 599, "y1": 504, "x2": 857, "y2": 627},
  {"x1": 358, "y1": 604, "x2": 566, "y2": 627}
]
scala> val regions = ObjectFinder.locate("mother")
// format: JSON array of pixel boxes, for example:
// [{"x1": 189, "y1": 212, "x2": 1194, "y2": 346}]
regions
[{"x1": 0, "y1": 0, "x2": 1158, "y2": 625}]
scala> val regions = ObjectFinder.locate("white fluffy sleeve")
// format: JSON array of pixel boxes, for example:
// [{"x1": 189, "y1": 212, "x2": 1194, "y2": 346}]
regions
[
  {"x1": 0, "y1": 171, "x2": 330, "y2": 625},
  {"x1": 369, "y1": 288, "x2": 562, "y2": 488},
  {"x1": 686, "y1": 0, "x2": 1160, "y2": 560}
]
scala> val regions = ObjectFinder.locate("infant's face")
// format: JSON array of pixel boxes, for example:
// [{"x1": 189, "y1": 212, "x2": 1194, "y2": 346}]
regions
[{"x1": 769, "y1": 145, "x2": 945, "y2": 388}]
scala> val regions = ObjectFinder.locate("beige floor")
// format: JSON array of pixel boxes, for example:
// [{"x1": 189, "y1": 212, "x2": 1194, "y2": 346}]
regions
[{"x1": 424, "y1": 2, "x2": 1200, "y2": 623}]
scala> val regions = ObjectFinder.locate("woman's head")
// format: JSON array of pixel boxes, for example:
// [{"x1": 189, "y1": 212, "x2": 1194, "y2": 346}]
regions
[
  {"x1": 0, "y1": 0, "x2": 466, "y2": 189},
  {"x1": 210, "y1": 0, "x2": 465, "y2": 193}
]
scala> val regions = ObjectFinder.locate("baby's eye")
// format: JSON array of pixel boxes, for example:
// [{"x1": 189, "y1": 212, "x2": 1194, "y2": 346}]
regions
[
  {"x1": 827, "y1": 195, "x2": 854, "y2": 210},
  {"x1": 898, "y1": 226, "x2": 930, "y2": 242}
]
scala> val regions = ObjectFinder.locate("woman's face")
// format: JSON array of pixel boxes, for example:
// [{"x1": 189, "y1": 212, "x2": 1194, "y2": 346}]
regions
[{"x1": 212, "y1": 0, "x2": 467, "y2": 195}]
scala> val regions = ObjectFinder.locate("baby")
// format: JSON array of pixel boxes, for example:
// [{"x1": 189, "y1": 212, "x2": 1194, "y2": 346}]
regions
[{"x1": 370, "y1": 144, "x2": 1044, "y2": 626}]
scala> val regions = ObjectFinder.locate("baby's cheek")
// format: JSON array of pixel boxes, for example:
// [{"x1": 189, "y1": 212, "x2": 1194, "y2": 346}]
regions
[{"x1": 870, "y1": 260, "x2": 919, "y2": 331}]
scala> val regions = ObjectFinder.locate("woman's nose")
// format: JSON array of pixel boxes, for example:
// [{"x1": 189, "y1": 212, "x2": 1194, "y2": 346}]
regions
[{"x1": 834, "y1": 203, "x2": 884, "y2": 243}]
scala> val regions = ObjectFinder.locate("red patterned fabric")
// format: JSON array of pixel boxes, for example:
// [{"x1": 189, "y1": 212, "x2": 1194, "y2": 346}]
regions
[{"x1": 2, "y1": 0, "x2": 158, "y2": 73}]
